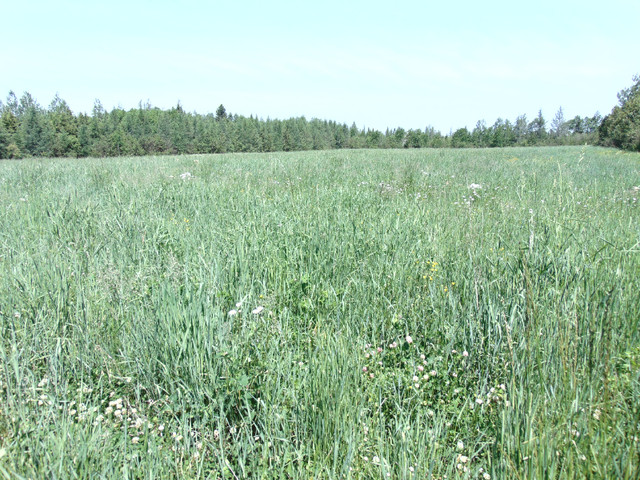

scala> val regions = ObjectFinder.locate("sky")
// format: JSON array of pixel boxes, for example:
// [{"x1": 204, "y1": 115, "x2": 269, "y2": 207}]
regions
[{"x1": 2, "y1": 0, "x2": 638, "y2": 133}]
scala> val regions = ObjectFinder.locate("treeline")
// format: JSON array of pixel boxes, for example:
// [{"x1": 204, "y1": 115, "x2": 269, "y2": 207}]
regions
[
  {"x1": 0, "y1": 90, "x2": 603, "y2": 159},
  {"x1": 599, "y1": 75, "x2": 640, "y2": 152}
]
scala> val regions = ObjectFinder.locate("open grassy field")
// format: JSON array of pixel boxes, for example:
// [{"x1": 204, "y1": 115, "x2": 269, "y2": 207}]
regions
[{"x1": 1, "y1": 146, "x2": 639, "y2": 479}]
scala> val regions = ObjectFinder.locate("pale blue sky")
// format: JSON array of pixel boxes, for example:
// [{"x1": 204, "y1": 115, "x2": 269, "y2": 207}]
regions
[{"x1": 2, "y1": 0, "x2": 638, "y2": 132}]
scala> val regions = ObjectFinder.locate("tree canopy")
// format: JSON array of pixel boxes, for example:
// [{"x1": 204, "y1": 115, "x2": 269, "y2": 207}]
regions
[
  {"x1": 599, "y1": 75, "x2": 640, "y2": 151},
  {"x1": 0, "y1": 91, "x2": 604, "y2": 159}
]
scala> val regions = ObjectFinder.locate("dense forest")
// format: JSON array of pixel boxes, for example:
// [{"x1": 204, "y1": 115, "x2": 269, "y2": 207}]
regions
[{"x1": 1, "y1": 76, "x2": 638, "y2": 159}]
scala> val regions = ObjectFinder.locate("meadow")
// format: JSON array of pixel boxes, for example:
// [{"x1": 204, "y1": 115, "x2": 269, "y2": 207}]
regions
[{"x1": 0, "y1": 146, "x2": 639, "y2": 479}]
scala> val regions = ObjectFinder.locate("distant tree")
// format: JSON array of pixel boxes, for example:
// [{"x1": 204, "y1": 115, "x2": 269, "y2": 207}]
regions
[
  {"x1": 528, "y1": 110, "x2": 547, "y2": 143},
  {"x1": 451, "y1": 127, "x2": 472, "y2": 148},
  {"x1": 472, "y1": 120, "x2": 488, "y2": 147},
  {"x1": 388, "y1": 127, "x2": 405, "y2": 148},
  {"x1": 0, "y1": 120, "x2": 9, "y2": 159},
  {"x1": 514, "y1": 114, "x2": 528, "y2": 144},
  {"x1": 48, "y1": 94, "x2": 79, "y2": 156},
  {"x1": 490, "y1": 118, "x2": 515, "y2": 147},
  {"x1": 365, "y1": 129, "x2": 383, "y2": 148},
  {"x1": 405, "y1": 129, "x2": 424, "y2": 148},
  {"x1": 1, "y1": 109, "x2": 19, "y2": 134},
  {"x1": 550, "y1": 107, "x2": 568, "y2": 138},
  {"x1": 17, "y1": 92, "x2": 39, "y2": 118},
  {"x1": 17, "y1": 93, "x2": 52, "y2": 156},
  {"x1": 565, "y1": 115, "x2": 584, "y2": 135},
  {"x1": 584, "y1": 112, "x2": 602, "y2": 134},
  {"x1": 4, "y1": 91, "x2": 19, "y2": 117},
  {"x1": 215, "y1": 104, "x2": 227, "y2": 121}
]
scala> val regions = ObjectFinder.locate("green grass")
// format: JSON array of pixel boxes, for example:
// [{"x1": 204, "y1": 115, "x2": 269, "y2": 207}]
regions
[{"x1": 1, "y1": 146, "x2": 639, "y2": 479}]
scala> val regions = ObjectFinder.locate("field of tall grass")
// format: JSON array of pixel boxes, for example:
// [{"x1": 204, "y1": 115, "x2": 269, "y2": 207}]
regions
[{"x1": 1, "y1": 146, "x2": 639, "y2": 479}]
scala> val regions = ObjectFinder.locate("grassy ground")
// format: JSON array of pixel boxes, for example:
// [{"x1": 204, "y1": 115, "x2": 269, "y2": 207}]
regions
[{"x1": 0, "y1": 146, "x2": 639, "y2": 479}]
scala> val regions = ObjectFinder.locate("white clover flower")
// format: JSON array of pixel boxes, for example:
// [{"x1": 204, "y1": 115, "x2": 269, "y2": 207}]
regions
[
  {"x1": 462, "y1": 350, "x2": 469, "y2": 357},
  {"x1": 228, "y1": 309, "x2": 238, "y2": 316},
  {"x1": 457, "y1": 440, "x2": 464, "y2": 450},
  {"x1": 252, "y1": 306, "x2": 264, "y2": 315},
  {"x1": 468, "y1": 183, "x2": 482, "y2": 190},
  {"x1": 405, "y1": 335, "x2": 413, "y2": 344}
]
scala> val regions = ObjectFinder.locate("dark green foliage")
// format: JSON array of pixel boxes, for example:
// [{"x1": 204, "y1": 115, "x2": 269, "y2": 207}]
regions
[
  {"x1": 451, "y1": 127, "x2": 472, "y2": 148},
  {"x1": 0, "y1": 90, "x2": 609, "y2": 160},
  {"x1": 0, "y1": 119, "x2": 8, "y2": 159},
  {"x1": 528, "y1": 110, "x2": 547, "y2": 141},
  {"x1": 599, "y1": 75, "x2": 640, "y2": 151}
]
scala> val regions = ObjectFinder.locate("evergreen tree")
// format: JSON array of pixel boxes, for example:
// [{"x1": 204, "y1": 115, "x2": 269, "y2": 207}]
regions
[
  {"x1": 514, "y1": 114, "x2": 528, "y2": 145},
  {"x1": 49, "y1": 94, "x2": 79, "y2": 156},
  {"x1": 472, "y1": 120, "x2": 488, "y2": 147},
  {"x1": 17, "y1": 93, "x2": 52, "y2": 156},
  {"x1": 527, "y1": 110, "x2": 547, "y2": 143},
  {"x1": 215, "y1": 104, "x2": 227, "y2": 121},
  {"x1": 0, "y1": 120, "x2": 9, "y2": 159},
  {"x1": 550, "y1": 107, "x2": 568, "y2": 138}
]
